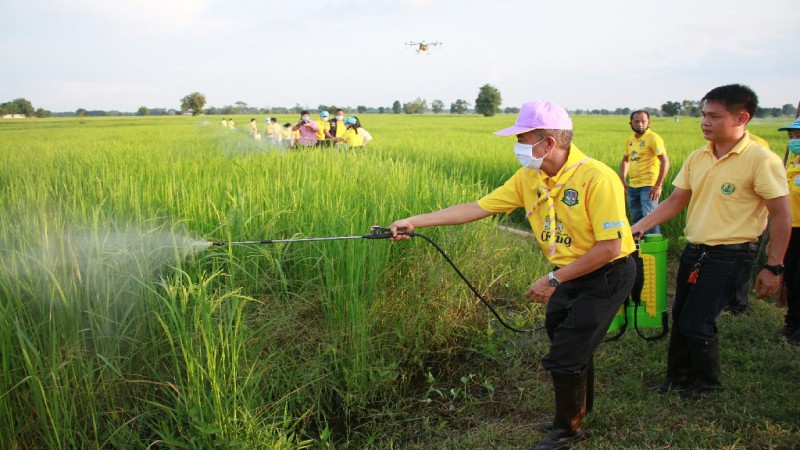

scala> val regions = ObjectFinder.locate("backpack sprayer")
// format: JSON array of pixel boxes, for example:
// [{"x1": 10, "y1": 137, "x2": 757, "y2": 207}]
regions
[
  {"x1": 210, "y1": 226, "x2": 537, "y2": 334},
  {"x1": 209, "y1": 226, "x2": 669, "y2": 341}
]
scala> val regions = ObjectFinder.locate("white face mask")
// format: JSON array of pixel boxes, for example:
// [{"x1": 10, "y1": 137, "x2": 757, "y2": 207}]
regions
[
  {"x1": 335, "y1": 115, "x2": 344, "y2": 121},
  {"x1": 514, "y1": 138, "x2": 547, "y2": 169}
]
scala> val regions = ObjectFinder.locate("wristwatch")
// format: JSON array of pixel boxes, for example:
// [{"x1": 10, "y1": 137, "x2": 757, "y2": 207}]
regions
[
  {"x1": 547, "y1": 271, "x2": 561, "y2": 287},
  {"x1": 763, "y1": 264, "x2": 785, "y2": 276}
]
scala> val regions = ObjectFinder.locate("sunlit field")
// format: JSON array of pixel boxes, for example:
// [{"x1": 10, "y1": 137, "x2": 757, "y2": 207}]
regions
[{"x1": 0, "y1": 114, "x2": 797, "y2": 449}]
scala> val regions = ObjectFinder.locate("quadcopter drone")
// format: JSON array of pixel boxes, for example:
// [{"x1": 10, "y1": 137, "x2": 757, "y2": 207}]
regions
[{"x1": 406, "y1": 41, "x2": 442, "y2": 54}]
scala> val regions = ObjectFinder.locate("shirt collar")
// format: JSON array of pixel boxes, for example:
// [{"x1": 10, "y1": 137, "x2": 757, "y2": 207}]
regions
[
  {"x1": 703, "y1": 131, "x2": 752, "y2": 156},
  {"x1": 539, "y1": 144, "x2": 588, "y2": 183}
]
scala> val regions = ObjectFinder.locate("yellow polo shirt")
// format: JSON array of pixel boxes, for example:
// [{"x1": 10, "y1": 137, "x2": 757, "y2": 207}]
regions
[
  {"x1": 331, "y1": 119, "x2": 346, "y2": 138},
  {"x1": 749, "y1": 133, "x2": 771, "y2": 150},
  {"x1": 787, "y1": 156, "x2": 800, "y2": 227},
  {"x1": 477, "y1": 145, "x2": 635, "y2": 267},
  {"x1": 315, "y1": 119, "x2": 331, "y2": 140},
  {"x1": 673, "y1": 131, "x2": 788, "y2": 245},
  {"x1": 342, "y1": 127, "x2": 364, "y2": 147},
  {"x1": 624, "y1": 129, "x2": 667, "y2": 188}
]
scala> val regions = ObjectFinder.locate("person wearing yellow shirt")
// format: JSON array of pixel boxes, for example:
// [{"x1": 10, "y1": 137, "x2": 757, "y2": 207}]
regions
[
  {"x1": 389, "y1": 101, "x2": 635, "y2": 450},
  {"x1": 778, "y1": 117, "x2": 800, "y2": 344},
  {"x1": 278, "y1": 123, "x2": 295, "y2": 148},
  {"x1": 632, "y1": 84, "x2": 790, "y2": 399},
  {"x1": 316, "y1": 110, "x2": 332, "y2": 147},
  {"x1": 341, "y1": 117, "x2": 372, "y2": 148},
  {"x1": 221, "y1": 117, "x2": 228, "y2": 128},
  {"x1": 619, "y1": 110, "x2": 670, "y2": 235},
  {"x1": 249, "y1": 118, "x2": 259, "y2": 138},
  {"x1": 327, "y1": 109, "x2": 347, "y2": 142}
]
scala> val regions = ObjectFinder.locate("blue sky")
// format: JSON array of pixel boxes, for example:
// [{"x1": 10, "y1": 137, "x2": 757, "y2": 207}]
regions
[{"x1": 1, "y1": 0, "x2": 798, "y2": 112}]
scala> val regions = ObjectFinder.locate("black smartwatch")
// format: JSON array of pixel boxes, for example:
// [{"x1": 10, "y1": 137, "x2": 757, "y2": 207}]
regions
[{"x1": 763, "y1": 264, "x2": 785, "y2": 276}]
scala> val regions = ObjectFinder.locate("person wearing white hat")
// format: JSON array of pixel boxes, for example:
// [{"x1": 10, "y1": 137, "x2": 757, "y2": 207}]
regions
[
  {"x1": 778, "y1": 117, "x2": 800, "y2": 344},
  {"x1": 389, "y1": 100, "x2": 635, "y2": 449}
]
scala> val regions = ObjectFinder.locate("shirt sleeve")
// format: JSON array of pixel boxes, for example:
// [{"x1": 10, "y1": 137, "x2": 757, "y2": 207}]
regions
[
  {"x1": 755, "y1": 151, "x2": 790, "y2": 199},
  {"x1": 672, "y1": 151, "x2": 696, "y2": 190},
  {"x1": 586, "y1": 168, "x2": 630, "y2": 241},
  {"x1": 653, "y1": 134, "x2": 667, "y2": 155},
  {"x1": 476, "y1": 170, "x2": 526, "y2": 214}
]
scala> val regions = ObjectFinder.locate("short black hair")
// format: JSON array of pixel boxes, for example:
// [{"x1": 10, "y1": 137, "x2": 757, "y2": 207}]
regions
[
  {"x1": 629, "y1": 110, "x2": 650, "y2": 121},
  {"x1": 702, "y1": 84, "x2": 758, "y2": 121},
  {"x1": 300, "y1": 110, "x2": 310, "y2": 116},
  {"x1": 335, "y1": 109, "x2": 344, "y2": 114}
]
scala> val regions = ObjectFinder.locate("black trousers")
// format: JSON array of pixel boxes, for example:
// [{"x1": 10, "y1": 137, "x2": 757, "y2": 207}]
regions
[
  {"x1": 673, "y1": 244, "x2": 756, "y2": 340},
  {"x1": 784, "y1": 227, "x2": 800, "y2": 329},
  {"x1": 543, "y1": 256, "x2": 636, "y2": 373}
]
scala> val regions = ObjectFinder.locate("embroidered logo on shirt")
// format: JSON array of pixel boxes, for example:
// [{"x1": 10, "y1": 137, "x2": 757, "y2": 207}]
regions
[
  {"x1": 720, "y1": 183, "x2": 736, "y2": 195},
  {"x1": 562, "y1": 189, "x2": 579, "y2": 206},
  {"x1": 603, "y1": 221, "x2": 624, "y2": 229}
]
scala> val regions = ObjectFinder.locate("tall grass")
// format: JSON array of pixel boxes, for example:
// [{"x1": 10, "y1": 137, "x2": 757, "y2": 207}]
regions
[{"x1": 0, "y1": 114, "x2": 796, "y2": 448}]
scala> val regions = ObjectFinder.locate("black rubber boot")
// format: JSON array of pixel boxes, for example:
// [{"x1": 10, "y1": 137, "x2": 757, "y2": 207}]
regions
[
  {"x1": 653, "y1": 328, "x2": 692, "y2": 393},
  {"x1": 682, "y1": 335, "x2": 724, "y2": 399},
  {"x1": 531, "y1": 369, "x2": 589, "y2": 450},
  {"x1": 537, "y1": 357, "x2": 593, "y2": 433}
]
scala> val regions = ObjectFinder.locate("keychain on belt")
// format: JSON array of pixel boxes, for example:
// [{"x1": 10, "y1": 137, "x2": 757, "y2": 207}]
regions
[{"x1": 687, "y1": 251, "x2": 708, "y2": 284}]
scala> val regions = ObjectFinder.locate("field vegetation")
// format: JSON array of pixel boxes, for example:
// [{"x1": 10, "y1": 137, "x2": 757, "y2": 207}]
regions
[{"x1": 0, "y1": 114, "x2": 798, "y2": 448}]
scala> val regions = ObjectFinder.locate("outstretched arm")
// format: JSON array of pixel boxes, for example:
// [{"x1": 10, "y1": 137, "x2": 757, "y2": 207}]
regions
[{"x1": 389, "y1": 202, "x2": 495, "y2": 240}]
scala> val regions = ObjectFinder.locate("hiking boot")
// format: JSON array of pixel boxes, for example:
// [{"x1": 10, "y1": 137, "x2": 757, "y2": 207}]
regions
[{"x1": 779, "y1": 324, "x2": 797, "y2": 337}]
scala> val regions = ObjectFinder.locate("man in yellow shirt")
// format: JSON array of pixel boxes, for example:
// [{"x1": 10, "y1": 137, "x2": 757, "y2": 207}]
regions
[
  {"x1": 619, "y1": 110, "x2": 670, "y2": 235},
  {"x1": 390, "y1": 101, "x2": 635, "y2": 449},
  {"x1": 315, "y1": 111, "x2": 332, "y2": 147},
  {"x1": 327, "y1": 108, "x2": 347, "y2": 143},
  {"x1": 778, "y1": 117, "x2": 800, "y2": 344},
  {"x1": 632, "y1": 84, "x2": 790, "y2": 399}
]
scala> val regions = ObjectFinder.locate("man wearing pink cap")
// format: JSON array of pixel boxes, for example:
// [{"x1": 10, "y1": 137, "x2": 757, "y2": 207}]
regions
[{"x1": 389, "y1": 100, "x2": 635, "y2": 449}]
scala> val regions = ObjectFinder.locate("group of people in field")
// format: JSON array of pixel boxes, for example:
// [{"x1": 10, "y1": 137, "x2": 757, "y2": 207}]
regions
[
  {"x1": 220, "y1": 109, "x2": 372, "y2": 149},
  {"x1": 388, "y1": 84, "x2": 800, "y2": 449}
]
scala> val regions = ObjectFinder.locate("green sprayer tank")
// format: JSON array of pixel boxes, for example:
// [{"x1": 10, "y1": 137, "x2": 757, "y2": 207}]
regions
[{"x1": 608, "y1": 234, "x2": 669, "y2": 334}]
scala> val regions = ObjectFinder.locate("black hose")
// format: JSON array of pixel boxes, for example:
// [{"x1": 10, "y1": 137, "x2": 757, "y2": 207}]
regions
[
  {"x1": 408, "y1": 232, "x2": 539, "y2": 334},
  {"x1": 212, "y1": 228, "x2": 541, "y2": 333}
]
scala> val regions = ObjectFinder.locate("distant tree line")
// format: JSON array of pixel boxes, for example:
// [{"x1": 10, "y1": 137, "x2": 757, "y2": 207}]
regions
[
  {"x1": 0, "y1": 98, "x2": 51, "y2": 117},
  {"x1": 574, "y1": 101, "x2": 797, "y2": 118},
  {"x1": 4, "y1": 90, "x2": 796, "y2": 118}
]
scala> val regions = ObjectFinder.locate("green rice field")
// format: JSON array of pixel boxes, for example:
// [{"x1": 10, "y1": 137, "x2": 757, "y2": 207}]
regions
[{"x1": 0, "y1": 114, "x2": 798, "y2": 448}]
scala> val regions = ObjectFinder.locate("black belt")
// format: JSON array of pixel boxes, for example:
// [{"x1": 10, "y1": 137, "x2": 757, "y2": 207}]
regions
[
  {"x1": 687, "y1": 242, "x2": 757, "y2": 252},
  {"x1": 555, "y1": 255, "x2": 631, "y2": 281}
]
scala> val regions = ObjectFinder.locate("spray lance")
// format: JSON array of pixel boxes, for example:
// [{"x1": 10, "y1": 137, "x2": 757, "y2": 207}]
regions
[{"x1": 209, "y1": 226, "x2": 537, "y2": 334}]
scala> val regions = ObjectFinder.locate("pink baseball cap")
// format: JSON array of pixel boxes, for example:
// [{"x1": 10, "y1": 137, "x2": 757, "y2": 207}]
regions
[{"x1": 494, "y1": 100, "x2": 573, "y2": 136}]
